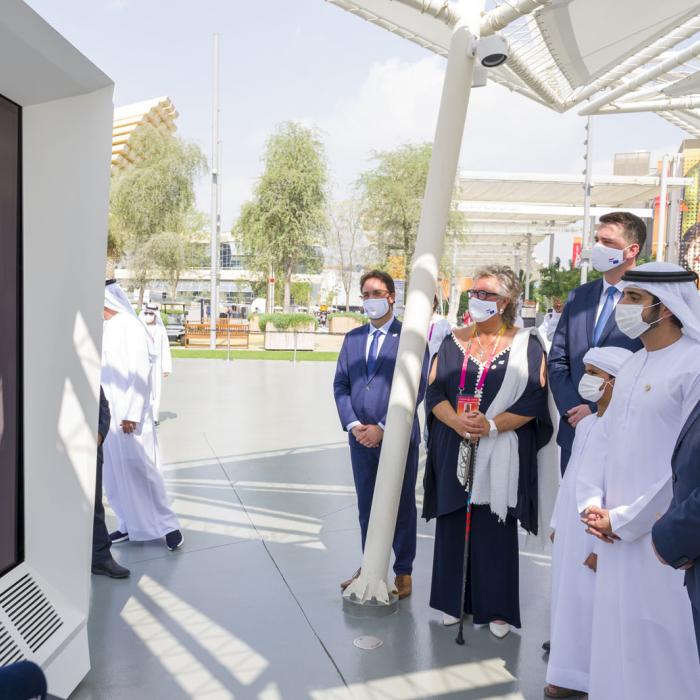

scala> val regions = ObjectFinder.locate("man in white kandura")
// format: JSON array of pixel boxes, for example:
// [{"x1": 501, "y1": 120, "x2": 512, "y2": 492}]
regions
[
  {"x1": 577, "y1": 262, "x2": 700, "y2": 699},
  {"x1": 102, "y1": 281, "x2": 183, "y2": 551},
  {"x1": 545, "y1": 346, "x2": 632, "y2": 699},
  {"x1": 139, "y1": 303, "x2": 172, "y2": 426}
]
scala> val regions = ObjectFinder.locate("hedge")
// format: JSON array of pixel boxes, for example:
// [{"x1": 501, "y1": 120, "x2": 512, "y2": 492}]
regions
[{"x1": 257, "y1": 312, "x2": 318, "y2": 332}]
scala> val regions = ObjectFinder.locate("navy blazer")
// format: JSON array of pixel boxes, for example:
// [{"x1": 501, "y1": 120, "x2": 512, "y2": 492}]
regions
[
  {"x1": 548, "y1": 278, "x2": 641, "y2": 453},
  {"x1": 653, "y1": 399, "x2": 700, "y2": 608},
  {"x1": 333, "y1": 318, "x2": 428, "y2": 445}
]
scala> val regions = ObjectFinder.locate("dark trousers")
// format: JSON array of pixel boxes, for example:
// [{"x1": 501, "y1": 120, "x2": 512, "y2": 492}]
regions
[
  {"x1": 92, "y1": 445, "x2": 112, "y2": 565},
  {"x1": 349, "y1": 435, "x2": 418, "y2": 575},
  {"x1": 430, "y1": 504, "x2": 521, "y2": 627}
]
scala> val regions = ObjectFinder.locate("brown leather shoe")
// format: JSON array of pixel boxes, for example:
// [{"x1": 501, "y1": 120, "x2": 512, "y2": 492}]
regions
[
  {"x1": 544, "y1": 684, "x2": 587, "y2": 698},
  {"x1": 394, "y1": 574, "x2": 412, "y2": 599},
  {"x1": 340, "y1": 567, "x2": 361, "y2": 591}
]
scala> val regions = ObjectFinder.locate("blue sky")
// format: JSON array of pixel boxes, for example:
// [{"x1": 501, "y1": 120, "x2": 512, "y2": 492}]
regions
[{"x1": 27, "y1": 0, "x2": 688, "y2": 260}]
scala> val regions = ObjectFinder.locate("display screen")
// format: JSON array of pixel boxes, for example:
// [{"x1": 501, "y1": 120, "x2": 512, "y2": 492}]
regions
[{"x1": 0, "y1": 93, "x2": 22, "y2": 577}]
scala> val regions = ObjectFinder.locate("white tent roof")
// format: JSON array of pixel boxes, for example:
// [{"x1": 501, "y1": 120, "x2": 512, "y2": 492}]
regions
[
  {"x1": 326, "y1": 0, "x2": 700, "y2": 135},
  {"x1": 459, "y1": 171, "x2": 690, "y2": 208}
]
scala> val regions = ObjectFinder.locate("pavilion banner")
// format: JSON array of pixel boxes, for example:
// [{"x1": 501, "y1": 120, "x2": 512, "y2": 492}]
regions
[{"x1": 572, "y1": 237, "x2": 582, "y2": 268}]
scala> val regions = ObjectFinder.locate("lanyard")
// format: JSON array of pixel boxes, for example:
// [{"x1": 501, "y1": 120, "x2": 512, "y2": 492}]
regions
[
  {"x1": 458, "y1": 326, "x2": 505, "y2": 395},
  {"x1": 428, "y1": 323, "x2": 434, "y2": 341}
]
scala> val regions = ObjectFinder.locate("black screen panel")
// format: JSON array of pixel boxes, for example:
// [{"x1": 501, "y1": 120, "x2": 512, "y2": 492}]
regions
[{"x1": 0, "y1": 93, "x2": 22, "y2": 577}]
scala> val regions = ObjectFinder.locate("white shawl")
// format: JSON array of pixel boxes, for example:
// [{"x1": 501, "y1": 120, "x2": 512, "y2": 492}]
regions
[{"x1": 471, "y1": 328, "x2": 559, "y2": 548}]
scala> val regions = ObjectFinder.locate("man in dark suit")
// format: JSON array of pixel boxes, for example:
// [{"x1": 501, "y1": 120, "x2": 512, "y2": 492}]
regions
[
  {"x1": 333, "y1": 270, "x2": 427, "y2": 600},
  {"x1": 91, "y1": 386, "x2": 130, "y2": 578},
  {"x1": 652, "y1": 398, "x2": 700, "y2": 658},
  {"x1": 548, "y1": 211, "x2": 645, "y2": 474}
]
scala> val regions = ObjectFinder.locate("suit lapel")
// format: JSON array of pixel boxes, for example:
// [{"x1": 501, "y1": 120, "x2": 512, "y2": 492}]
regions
[
  {"x1": 675, "y1": 401, "x2": 700, "y2": 458},
  {"x1": 586, "y1": 278, "x2": 604, "y2": 347},
  {"x1": 367, "y1": 318, "x2": 400, "y2": 383}
]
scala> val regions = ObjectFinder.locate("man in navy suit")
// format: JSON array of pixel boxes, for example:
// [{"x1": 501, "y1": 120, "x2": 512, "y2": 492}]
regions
[
  {"x1": 548, "y1": 211, "x2": 645, "y2": 474},
  {"x1": 652, "y1": 397, "x2": 700, "y2": 658},
  {"x1": 333, "y1": 270, "x2": 427, "y2": 600}
]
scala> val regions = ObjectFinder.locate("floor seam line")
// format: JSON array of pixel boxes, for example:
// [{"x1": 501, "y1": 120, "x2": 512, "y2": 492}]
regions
[
  {"x1": 203, "y1": 432, "x2": 350, "y2": 691},
  {"x1": 115, "y1": 537, "x2": 258, "y2": 565}
]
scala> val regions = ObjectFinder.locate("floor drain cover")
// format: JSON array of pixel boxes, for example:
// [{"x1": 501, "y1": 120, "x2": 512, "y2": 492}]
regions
[{"x1": 353, "y1": 636, "x2": 383, "y2": 650}]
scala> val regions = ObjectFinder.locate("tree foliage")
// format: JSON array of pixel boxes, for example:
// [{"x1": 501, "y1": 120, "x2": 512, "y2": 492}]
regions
[
  {"x1": 534, "y1": 258, "x2": 601, "y2": 310},
  {"x1": 327, "y1": 199, "x2": 364, "y2": 311},
  {"x1": 234, "y1": 122, "x2": 328, "y2": 311},
  {"x1": 358, "y1": 143, "x2": 464, "y2": 283},
  {"x1": 109, "y1": 124, "x2": 207, "y2": 260}
]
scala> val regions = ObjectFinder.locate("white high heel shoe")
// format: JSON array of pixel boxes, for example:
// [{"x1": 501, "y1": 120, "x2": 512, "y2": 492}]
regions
[
  {"x1": 442, "y1": 613, "x2": 461, "y2": 626},
  {"x1": 489, "y1": 621, "x2": 510, "y2": 638}
]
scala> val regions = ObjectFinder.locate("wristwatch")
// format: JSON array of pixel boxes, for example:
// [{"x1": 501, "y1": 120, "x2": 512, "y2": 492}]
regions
[{"x1": 487, "y1": 419, "x2": 498, "y2": 439}]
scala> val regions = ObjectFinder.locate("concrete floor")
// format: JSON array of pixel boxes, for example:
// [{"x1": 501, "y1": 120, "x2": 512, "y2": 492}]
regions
[{"x1": 70, "y1": 359, "x2": 553, "y2": 700}]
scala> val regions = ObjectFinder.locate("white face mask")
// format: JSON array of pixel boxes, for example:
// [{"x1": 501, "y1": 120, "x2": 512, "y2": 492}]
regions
[
  {"x1": 578, "y1": 374, "x2": 609, "y2": 403},
  {"x1": 614, "y1": 301, "x2": 662, "y2": 339},
  {"x1": 363, "y1": 298, "x2": 390, "y2": 320},
  {"x1": 468, "y1": 297, "x2": 499, "y2": 323},
  {"x1": 591, "y1": 242, "x2": 628, "y2": 272}
]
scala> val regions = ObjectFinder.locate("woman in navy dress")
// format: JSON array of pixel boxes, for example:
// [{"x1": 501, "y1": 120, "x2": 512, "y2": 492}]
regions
[{"x1": 423, "y1": 265, "x2": 552, "y2": 638}]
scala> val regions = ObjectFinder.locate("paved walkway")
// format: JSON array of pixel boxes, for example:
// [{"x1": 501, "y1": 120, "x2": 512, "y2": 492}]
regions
[{"x1": 70, "y1": 359, "x2": 552, "y2": 700}]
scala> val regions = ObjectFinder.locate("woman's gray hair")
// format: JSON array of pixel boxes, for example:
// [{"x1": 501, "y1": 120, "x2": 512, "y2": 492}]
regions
[{"x1": 473, "y1": 264, "x2": 522, "y2": 327}]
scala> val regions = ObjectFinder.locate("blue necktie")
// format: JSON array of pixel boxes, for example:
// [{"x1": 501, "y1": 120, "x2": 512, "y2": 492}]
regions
[
  {"x1": 366, "y1": 329, "x2": 381, "y2": 376},
  {"x1": 593, "y1": 286, "x2": 618, "y2": 345}
]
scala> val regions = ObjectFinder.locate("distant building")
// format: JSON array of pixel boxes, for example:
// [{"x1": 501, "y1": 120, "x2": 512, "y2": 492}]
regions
[
  {"x1": 112, "y1": 96, "x2": 178, "y2": 169},
  {"x1": 677, "y1": 140, "x2": 700, "y2": 275},
  {"x1": 613, "y1": 151, "x2": 650, "y2": 177}
]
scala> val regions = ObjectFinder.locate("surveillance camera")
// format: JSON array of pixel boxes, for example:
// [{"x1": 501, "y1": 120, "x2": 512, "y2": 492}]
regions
[{"x1": 475, "y1": 34, "x2": 509, "y2": 68}]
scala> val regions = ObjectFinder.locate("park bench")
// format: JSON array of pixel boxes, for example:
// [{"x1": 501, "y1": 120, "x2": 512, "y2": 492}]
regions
[{"x1": 184, "y1": 322, "x2": 250, "y2": 348}]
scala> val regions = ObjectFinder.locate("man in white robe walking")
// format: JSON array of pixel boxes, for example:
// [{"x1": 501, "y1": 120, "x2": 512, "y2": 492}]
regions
[
  {"x1": 578, "y1": 262, "x2": 700, "y2": 699},
  {"x1": 139, "y1": 304, "x2": 172, "y2": 425},
  {"x1": 102, "y1": 281, "x2": 183, "y2": 551}
]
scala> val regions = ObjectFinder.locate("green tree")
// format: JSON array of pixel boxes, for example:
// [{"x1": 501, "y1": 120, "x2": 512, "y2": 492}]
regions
[
  {"x1": 358, "y1": 142, "x2": 463, "y2": 284},
  {"x1": 109, "y1": 124, "x2": 207, "y2": 306},
  {"x1": 235, "y1": 122, "x2": 328, "y2": 311},
  {"x1": 328, "y1": 198, "x2": 363, "y2": 311},
  {"x1": 535, "y1": 258, "x2": 601, "y2": 310}
]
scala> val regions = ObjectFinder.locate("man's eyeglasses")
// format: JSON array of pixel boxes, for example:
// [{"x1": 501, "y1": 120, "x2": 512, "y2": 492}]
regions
[
  {"x1": 361, "y1": 289, "x2": 391, "y2": 300},
  {"x1": 468, "y1": 290, "x2": 501, "y2": 301},
  {"x1": 144, "y1": 312, "x2": 155, "y2": 316}
]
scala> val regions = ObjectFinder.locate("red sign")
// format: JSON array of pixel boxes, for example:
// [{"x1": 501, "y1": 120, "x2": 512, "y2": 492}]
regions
[{"x1": 572, "y1": 237, "x2": 582, "y2": 269}]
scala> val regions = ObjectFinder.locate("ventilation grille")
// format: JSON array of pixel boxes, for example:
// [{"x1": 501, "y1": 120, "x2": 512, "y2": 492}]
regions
[
  {"x1": 0, "y1": 574, "x2": 63, "y2": 653},
  {"x1": 0, "y1": 620, "x2": 24, "y2": 667}
]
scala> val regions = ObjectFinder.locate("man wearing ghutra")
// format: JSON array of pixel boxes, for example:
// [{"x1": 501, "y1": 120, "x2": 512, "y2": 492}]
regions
[
  {"x1": 139, "y1": 303, "x2": 172, "y2": 426},
  {"x1": 545, "y1": 345, "x2": 632, "y2": 699},
  {"x1": 102, "y1": 281, "x2": 183, "y2": 551},
  {"x1": 577, "y1": 262, "x2": 700, "y2": 699}
]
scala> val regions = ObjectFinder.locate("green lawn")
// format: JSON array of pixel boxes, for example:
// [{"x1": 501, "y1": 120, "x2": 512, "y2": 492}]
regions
[{"x1": 171, "y1": 348, "x2": 339, "y2": 362}]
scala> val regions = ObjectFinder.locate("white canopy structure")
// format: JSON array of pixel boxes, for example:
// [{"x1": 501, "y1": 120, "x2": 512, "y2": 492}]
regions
[
  {"x1": 325, "y1": 0, "x2": 700, "y2": 609},
  {"x1": 327, "y1": 0, "x2": 700, "y2": 131}
]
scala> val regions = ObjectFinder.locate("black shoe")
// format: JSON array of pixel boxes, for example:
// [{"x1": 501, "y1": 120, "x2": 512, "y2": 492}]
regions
[
  {"x1": 155, "y1": 421, "x2": 160, "y2": 427},
  {"x1": 109, "y1": 530, "x2": 129, "y2": 544},
  {"x1": 165, "y1": 530, "x2": 184, "y2": 551},
  {"x1": 542, "y1": 640, "x2": 551, "y2": 653},
  {"x1": 92, "y1": 557, "x2": 130, "y2": 579}
]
